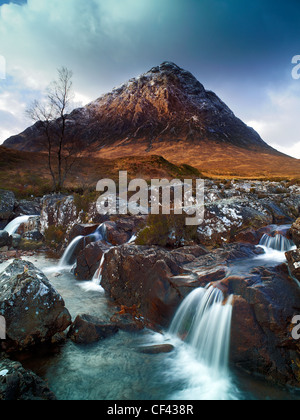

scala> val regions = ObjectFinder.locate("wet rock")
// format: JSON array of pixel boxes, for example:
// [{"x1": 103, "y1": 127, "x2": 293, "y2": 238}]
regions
[
  {"x1": 101, "y1": 243, "x2": 263, "y2": 329},
  {"x1": 138, "y1": 344, "x2": 175, "y2": 354},
  {"x1": 10, "y1": 234, "x2": 21, "y2": 248},
  {"x1": 105, "y1": 217, "x2": 144, "y2": 246},
  {"x1": 68, "y1": 314, "x2": 119, "y2": 344},
  {"x1": 0, "y1": 260, "x2": 71, "y2": 352},
  {"x1": 0, "y1": 231, "x2": 10, "y2": 248},
  {"x1": 101, "y1": 245, "x2": 186, "y2": 328},
  {"x1": 226, "y1": 264, "x2": 300, "y2": 388},
  {"x1": 290, "y1": 219, "x2": 300, "y2": 247},
  {"x1": 286, "y1": 248, "x2": 300, "y2": 281},
  {"x1": 22, "y1": 230, "x2": 44, "y2": 242},
  {"x1": 75, "y1": 241, "x2": 111, "y2": 280},
  {"x1": 67, "y1": 223, "x2": 100, "y2": 244},
  {"x1": 0, "y1": 190, "x2": 15, "y2": 222},
  {"x1": 0, "y1": 356, "x2": 56, "y2": 400}
]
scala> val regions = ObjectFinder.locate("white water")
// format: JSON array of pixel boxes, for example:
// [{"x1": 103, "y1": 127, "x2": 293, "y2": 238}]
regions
[
  {"x1": 59, "y1": 235, "x2": 84, "y2": 269},
  {"x1": 4, "y1": 215, "x2": 36, "y2": 236},
  {"x1": 170, "y1": 286, "x2": 233, "y2": 375},
  {"x1": 259, "y1": 233, "x2": 295, "y2": 252}
]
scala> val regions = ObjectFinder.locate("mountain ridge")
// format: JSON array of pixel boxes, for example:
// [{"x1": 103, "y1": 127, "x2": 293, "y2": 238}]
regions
[{"x1": 3, "y1": 62, "x2": 300, "y2": 178}]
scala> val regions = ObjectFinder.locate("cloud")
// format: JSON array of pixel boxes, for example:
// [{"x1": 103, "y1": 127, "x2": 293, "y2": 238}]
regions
[{"x1": 246, "y1": 83, "x2": 300, "y2": 159}]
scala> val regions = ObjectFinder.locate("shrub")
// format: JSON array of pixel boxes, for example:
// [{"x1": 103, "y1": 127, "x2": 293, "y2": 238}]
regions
[
  {"x1": 44, "y1": 225, "x2": 67, "y2": 249},
  {"x1": 136, "y1": 214, "x2": 198, "y2": 247}
]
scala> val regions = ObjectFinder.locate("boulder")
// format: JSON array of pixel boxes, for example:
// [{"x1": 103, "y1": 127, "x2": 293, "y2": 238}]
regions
[
  {"x1": 67, "y1": 223, "x2": 100, "y2": 244},
  {"x1": 104, "y1": 217, "x2": 145, "y2": 246},
  {"x1": 68, "y1": 314, "x2": 119, "y2": 344},
  {"x1": 101, "y1": 245, "x2": 187, "y2": 328},
  {"x1": 197, "y1": 197, "x2": 273, "y2": 247},
  {"x1": 286, "y1": 248, "x2": 300, "y2": 281},
  {"x1": 10, "y1": 234, "x2": 21, "y2": 248},
  {"x1": 101, "y1": 243, "x2": 263, "y2": 329},
  {"x1": 0, "y1": 260, "x2": 71, "y2": 352},
  {"x1": 14, "y1": 199, "x2": 41, "y2": 218},
  {"x1": 290, "y1": 219, "x2": 300, "y2": 247},
  {"x1": 224, "y1": 265, "x2": 300, "y2": 387},
  {"x1": 75, "y1": 241, "x2": 111, "y2": 280},
  {"x1": 0, "y1": 231, "x2": 10, "y2": 248},
  {"x1": 0, "y1": 190, "x2": 15, "y2": 221},
  {"x1": 0, "y1": 356, "x2": 56, "y2": 400},
  {"x1": 40, "y1": 194, "x2": 78, "y2": 233}
]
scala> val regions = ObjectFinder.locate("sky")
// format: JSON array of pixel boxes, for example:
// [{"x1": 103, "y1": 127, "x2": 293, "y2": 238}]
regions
[{"x1": 0, "y1": 0, "x2": 299, "y2": 158}]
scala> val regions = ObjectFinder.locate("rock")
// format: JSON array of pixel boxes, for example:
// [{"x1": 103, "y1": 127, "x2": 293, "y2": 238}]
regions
[
  {"x1": 68, "y1": 314, "x2": 119, "y2": 344},
  {"x1": 101, "y1": 243, "x2": 263, "y2": 329},
  {"x1": 14, "y1": 199, "x2": 41, "y2": 218},
  {"x1": 138, "y1": 344, "x2": 175, "y2": 354},
  {"x1": 75, "y1": 241, "x2": 111, "y2": 280},
  {"x1": 0, "y1": 260, "x2": 71, "y2": 352},
  {"x1": 197, "y1": 197, "x2": 273, "y2": 247},
  {"x1": 104, "y1": 217, "x2": 144, "y2": 246},
  {"x1": 10, "y1": 234, "x2": 21, "y2": 248},
  {"x1": 0, "y1": 356, "x2": 56, "y2": 400},
  {"x1": 286, "y1": 248, "x2": 300, "y2": 281},
  {"x1": 22, "y1": 230, "x2": 44, "y2": 242},
  {"x1": 16, "y1": 216, "x2": 40, "y2": 236},
  {"x1": 0, "y1": 231, "x2": 9, "y2": 248},
  {"x1": 290, "y1": 219, "x2": 300, "y2": 247},
  {"x1": 40, "y1": 194, "x2": 78, "y2": 233},
  {"x1": 0, "y1": 190, "x2": 15, "y2": 221},
  {"x1": 67, "y1": 223, "x2": 100, "y2": 244},
  {"x1": 101, "y1": 245, "x2": 186, "y2": 328},
  {"x1": 225, "y1": 264, "x2": 300, "y2": 387}
]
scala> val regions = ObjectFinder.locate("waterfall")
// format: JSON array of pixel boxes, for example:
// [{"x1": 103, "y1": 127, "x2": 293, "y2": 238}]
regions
[
  {"x1": 259, "y1": 233, "x2": 295, "y2": 252},
  {"x1": 4, "y1": 215, "x2": 35, "y2": 236},
  {"x1": 59, "y1": 236, "x2": 84, "y2": 268},
  {"x1": 92, "y1": 251, "x2": 108, "y2": 286},
  {"x1": 169, "y1": 286, "x2": 233, "y2": 375}
]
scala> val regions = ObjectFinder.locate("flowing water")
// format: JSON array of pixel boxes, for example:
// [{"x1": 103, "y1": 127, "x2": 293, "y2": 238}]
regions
[
  {"x1": 4, "y1": 215, "x2": 36, "y2": 236},
  {"x1": 2, "y1": 225, "x2": 300, "y2": 400}
]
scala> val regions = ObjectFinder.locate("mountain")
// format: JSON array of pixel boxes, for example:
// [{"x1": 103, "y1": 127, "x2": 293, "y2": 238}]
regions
[{"x1": 3, "y1": 62, "x2": 300, "y2": 178}]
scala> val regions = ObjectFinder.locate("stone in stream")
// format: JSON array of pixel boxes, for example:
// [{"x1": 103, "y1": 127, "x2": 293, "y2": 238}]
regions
[
  {"x1": 290, "y1": 218, "x2": 300, "y2": 247},
  {"x1": 286, "y1": 248, "x2": 300, "y2": 281},
  {"x1": 138, "y1": 344, "x2": 175, "y2": 355},
  {"x1": 68, "y1": 314, "x2": 119, "y2": 344},
  {"x1": 0, "y1": 356, "x2": 56, "y2": 400},
  {"x1": 0, "y1": 259, "x2": 72, "y2": 352}
]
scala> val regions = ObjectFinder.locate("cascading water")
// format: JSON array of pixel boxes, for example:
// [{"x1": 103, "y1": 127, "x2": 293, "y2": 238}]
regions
[
  {"x1": 92, "y1": 252, "x2": 107, "y2": 286},
  {"x1": 259, "y1": 233, "x2": 295, "y2": 252},
  {"x1": 59, "y1": 235, "x2": 84, "y2": 268},
  {"x1": 170, "y1": 285, "x2": 233, "y2": 375},
  {"x1": 58, "y1": 222, "x2": 108, "y2": 271},
  {"x1": 4, "y1": 215, "x2": 36, "y2": 236}
]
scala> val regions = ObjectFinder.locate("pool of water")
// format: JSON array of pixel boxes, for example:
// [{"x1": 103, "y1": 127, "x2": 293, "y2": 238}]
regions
[{"x1": 2, "y1": 242, "x2": 300, "y2": 401}]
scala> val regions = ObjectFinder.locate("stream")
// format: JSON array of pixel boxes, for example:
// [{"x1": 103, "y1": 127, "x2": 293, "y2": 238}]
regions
[{"x1": 1, "y1": 225, "x2": 300, "y2": 400}]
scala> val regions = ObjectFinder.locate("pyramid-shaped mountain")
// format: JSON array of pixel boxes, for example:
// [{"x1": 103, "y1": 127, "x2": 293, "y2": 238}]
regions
[{"x1": 4, "y1": 62, "x2": 300, "y2": 177}]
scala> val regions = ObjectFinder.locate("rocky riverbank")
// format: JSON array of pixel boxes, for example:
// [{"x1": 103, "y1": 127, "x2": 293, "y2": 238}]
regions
[{"x1": 0, "y1": 179, "x2": 300, "y2": 398}]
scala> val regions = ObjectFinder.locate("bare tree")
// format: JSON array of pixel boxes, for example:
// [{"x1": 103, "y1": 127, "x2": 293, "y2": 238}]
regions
[{"x1": 26, "y1": 67, "x2": 83, "y2": 191}]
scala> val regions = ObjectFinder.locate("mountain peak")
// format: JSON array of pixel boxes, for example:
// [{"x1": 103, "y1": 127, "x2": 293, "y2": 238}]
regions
[{"x1": 4, "y1": 62, "x2": 290, "y2": 176}]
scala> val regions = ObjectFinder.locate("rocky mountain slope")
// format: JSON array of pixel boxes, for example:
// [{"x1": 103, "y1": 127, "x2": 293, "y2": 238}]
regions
[{"x1": 4, "y1": 62, "x2": 300, "y2": 178}]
